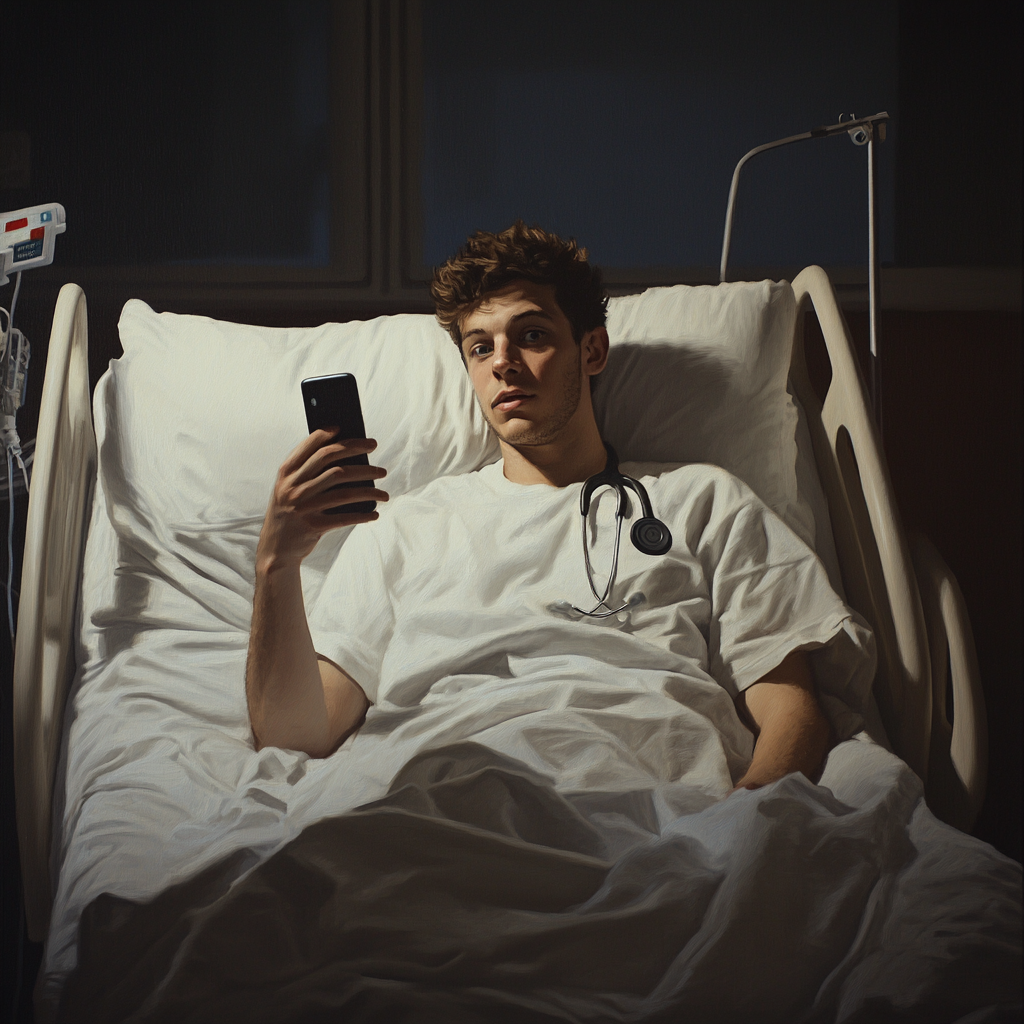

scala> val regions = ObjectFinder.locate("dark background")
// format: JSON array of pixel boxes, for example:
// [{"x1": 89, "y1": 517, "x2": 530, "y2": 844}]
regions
[
  {"x1": 1, "y1": 1, "x2": 1021, "y2": 1020},
  {"x1": 418, "y1": 0, "x2": 900, "y2": 269}
]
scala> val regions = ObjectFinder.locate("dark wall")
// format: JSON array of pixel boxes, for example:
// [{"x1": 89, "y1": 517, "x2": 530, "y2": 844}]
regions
[
  {"x1": 420, "y1": 0, "x2": 899, "y2": 269},
  {"x1": 0, "y1": 2, "x2": 333, "y2": 267},
  {"x1": 3, "y1": 2, "x2": 1021, "y2": 274},
  {"x1": 896, "y1": 0, "x2": 1022, "y2": 265},
  {"x1": 883, "y1": 312, "x2": 1021, "y2": 859},
  {"x1": 889, "y1": 0, "x2": 1022, "y2": 862}
]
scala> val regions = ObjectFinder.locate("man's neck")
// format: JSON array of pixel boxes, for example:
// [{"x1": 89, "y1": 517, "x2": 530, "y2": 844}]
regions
[{"x1": 499, "y1": 422, "x2": 608, "y2": 488}]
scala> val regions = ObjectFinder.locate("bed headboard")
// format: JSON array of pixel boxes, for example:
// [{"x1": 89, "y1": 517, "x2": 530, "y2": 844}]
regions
[
  {"x1": 788, "y1": 267, "x2": 932, "y2": 778},
  {"x1": 788, "y1": 266, "x2": 986, "y2": 834}
]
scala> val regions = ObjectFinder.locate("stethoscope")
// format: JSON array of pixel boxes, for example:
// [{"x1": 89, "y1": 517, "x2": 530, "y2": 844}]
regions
[{"x1": 551, "y1": 443, "x2": 673, "y2": 619}]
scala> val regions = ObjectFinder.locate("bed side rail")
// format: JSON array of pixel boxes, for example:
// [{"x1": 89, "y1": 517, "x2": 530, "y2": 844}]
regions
[
  {"x1": 13, "y1": 282, "x2": 96, "y2": 943},
  {"x1": 909, "y1": 533, "x2": 987, "y2": 833},
  {"x1": 788, "y1": 266, "x2": 932, "y2": 784}
]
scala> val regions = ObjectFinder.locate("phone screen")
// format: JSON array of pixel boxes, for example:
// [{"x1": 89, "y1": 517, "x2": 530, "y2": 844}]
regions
[{"x1": 300, "y1": 373, "x2": 375, "y2": 514}]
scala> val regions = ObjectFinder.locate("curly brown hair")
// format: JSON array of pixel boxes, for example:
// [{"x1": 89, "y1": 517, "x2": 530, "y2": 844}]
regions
[{"x1": 431, "y1": 221, "x2": 608, "y2": 349}]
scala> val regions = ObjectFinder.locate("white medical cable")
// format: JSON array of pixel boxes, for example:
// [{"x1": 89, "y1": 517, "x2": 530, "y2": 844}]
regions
[
  {"x1": 3, "y1": 271, "x2": 27, "y2": 639},
  {"x1": 8, "y1": 442, "x2": 28, "y2": 501},
  {"x1": 6, "y1": 445, "x2": 16, "y2": 641},
  {"x1": 1, "y1": 270, "x2": 23, "y2": 377},
  {"x1": 1, "y1": 269, "x2": 28, "y2": 1018},
  {"x1": 3, "y1": 269, "x2": 23, "y2": 349},
  {"x1": 0, "y1": 436, "x2": 31, "y2": 498}
]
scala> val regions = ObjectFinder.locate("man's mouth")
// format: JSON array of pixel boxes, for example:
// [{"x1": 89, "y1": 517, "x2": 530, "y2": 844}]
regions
[{"x1": 492, "y1": 390, "x2": 532, "y2": 411}]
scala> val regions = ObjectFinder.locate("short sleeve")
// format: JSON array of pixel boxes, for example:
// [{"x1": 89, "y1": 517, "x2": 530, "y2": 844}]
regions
[
  {"x1": 696, "y1": 473, "x2": 876, "y2": 738},
  {"x1": 306, "y1": 524, "x2": 396, "y2": 704}
]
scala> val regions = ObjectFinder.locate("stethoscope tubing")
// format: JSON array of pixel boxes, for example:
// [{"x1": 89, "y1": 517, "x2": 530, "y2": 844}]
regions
[
  {"x1": 570, "y1": 444, "x2": 673, "y2": 618},
  {"x1": 573, "y1": 498, "x2": 632, "y2": 617}
]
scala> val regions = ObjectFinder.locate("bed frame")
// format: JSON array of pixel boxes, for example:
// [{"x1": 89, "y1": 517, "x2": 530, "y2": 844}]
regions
[{"x1": 12, "y1": 272, "x2": 987, "y2": 944}]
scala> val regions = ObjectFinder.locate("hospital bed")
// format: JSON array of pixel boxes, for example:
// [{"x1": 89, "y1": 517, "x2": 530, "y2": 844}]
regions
[{"x1": 11, "y1": 268, "x2": 1014, "y2": 1021}]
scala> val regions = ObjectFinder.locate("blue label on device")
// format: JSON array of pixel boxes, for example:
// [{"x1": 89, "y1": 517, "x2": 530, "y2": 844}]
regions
[
  {"x1": 40, "y1": 210, "x2": 52, "y2": 222},
  {"x1": 13, "y1": 238, "x2": 43, "y2": 262}
]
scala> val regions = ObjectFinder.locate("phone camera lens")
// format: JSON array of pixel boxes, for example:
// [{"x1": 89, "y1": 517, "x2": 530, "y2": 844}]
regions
[{"x1": 310, "y1": 397, "x2": 317, "y2": 406}]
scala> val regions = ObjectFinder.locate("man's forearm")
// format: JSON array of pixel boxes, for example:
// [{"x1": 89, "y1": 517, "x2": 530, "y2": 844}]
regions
[
  {"x1": 245, "y1": 558, "x2": 334, "y2": 756},
  {"x1": 736, "y1": 683, "x2": 831, "y2": 789},
  {"x1": 246, "y1": 429, "x2": 383, "y2": 757},
  {"x1": 733, "y1": 651, "x2": 832, "y2": 791}
]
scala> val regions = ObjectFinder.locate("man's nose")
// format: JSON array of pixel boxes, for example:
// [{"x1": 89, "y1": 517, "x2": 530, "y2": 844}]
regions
[{"x1": 491, "y1": 337, "x2": 521, "y2": 376}]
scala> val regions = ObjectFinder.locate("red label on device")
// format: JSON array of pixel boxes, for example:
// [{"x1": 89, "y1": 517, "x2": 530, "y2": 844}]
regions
[{"x1": 5, "y1": 218, "x2": 28, "y2": 231}]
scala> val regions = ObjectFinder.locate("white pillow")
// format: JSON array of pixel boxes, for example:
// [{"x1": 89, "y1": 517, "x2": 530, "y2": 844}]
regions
[
  {"x1": 102, "y1": 305, "x2": 499, "y2": 626},
  {"x1": 110, "y1": 304, "x2": 497, "y2": 525},
  {"x1": 599, "y1": 280, "x2": 841, "y2": 594},
  {"x1": 599, "y1": 281, "x2": 805, "y2": 533},
  {"x1": 99, "y1": 281, "x2": 837, "y2": 632}
]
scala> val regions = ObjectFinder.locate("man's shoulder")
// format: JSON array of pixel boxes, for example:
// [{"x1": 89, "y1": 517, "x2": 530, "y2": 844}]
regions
[
  {"x1": 619, "y1": 461, "x2": 768, "y2": 535},
  {"x1": 386, "y1": 460, "x2": 756, "y2": 517},
  {"x1": 621, "y1": 460, "x2": 753, "y2": 498}
]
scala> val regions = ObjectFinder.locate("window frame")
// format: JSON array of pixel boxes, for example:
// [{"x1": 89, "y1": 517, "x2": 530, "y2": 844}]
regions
[{"x1": 31, "y1": 1, "x2": 376, "y2": 309}]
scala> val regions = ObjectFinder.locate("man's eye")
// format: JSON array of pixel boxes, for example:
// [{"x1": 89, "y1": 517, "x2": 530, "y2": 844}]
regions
[
  {"x1": 469, "y1": 342, "x2": 492, "y2": 358},
  {"x1": 522, "y1": 329, "x2": 545, "y2": 343}
]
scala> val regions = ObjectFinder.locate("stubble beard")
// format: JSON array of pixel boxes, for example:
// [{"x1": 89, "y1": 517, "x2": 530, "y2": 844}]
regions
[{"x1": 484, "y1": 347, "x2": 583, "y2": 449}]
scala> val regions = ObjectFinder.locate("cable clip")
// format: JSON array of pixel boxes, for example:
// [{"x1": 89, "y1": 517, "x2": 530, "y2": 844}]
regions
[{"x1": 839, "y1": 113, "x2": 870, "y2": 147}]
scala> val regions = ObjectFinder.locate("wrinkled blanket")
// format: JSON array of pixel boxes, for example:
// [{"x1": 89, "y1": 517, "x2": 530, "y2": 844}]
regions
[{"x1": 57, "y1": 738, "x2": 1021, "y2": 1024}]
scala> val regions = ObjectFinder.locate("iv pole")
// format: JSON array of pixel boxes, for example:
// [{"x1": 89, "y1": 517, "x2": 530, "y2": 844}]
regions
[{"x1": 719, "y1": 111, "x2": 890, "y2": 430}]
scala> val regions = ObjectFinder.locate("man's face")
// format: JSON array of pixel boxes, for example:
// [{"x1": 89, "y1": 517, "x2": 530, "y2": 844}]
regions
[{"x1": 459, "y1": 280, "x2": 606, "y2": 449}]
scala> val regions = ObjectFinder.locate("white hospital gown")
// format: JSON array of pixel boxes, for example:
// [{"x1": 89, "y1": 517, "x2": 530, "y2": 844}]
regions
[{"x1": 307, "y1": 460, "x2": 875, "y2": 826}]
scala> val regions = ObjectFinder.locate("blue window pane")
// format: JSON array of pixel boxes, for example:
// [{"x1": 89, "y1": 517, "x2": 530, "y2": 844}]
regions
[
  {"x1": 11, "y1": 2, "x2": 332, "y2": 267},
  {"x1": 421, "y1": 1, "x2": 896, "y2": 270}
]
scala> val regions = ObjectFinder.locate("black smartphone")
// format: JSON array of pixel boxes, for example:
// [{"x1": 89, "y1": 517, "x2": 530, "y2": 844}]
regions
[{"x1": 300, "y1": 373, "x2": 376, "y2": 515}]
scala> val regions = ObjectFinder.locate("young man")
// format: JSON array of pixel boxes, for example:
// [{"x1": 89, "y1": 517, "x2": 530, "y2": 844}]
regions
[{"x1": 245, "y1": 223, "x2": 867, "y2": 807}]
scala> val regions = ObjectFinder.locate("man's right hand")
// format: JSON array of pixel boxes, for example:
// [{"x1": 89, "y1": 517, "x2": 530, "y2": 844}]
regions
[
  {"x1": 246, "y1": 429, "x2": 382, "y2": 757},
  {"x1": 256, "y1": 429, "x2": 389, "y2": 573}
]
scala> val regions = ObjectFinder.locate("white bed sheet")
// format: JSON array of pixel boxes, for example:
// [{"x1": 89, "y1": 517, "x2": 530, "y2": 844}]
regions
[
  {"x1": 41, "y1": 442, "x2": 1021, "y2": 1023},
  {"x1": 50, "y1": 668, "x2": 1022, "y2": 1022},
  {"x1": 37, "y1": 285, "x2": 1019, "y2": 1018}
]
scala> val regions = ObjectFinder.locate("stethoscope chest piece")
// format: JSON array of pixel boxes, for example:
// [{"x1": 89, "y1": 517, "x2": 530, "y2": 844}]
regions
[
  {"x1": 630, "y1": 516, "x2": 672, "y2": 556},
  {"x1": 581, "y1": 444, "x2": 673, "y2": 558}
]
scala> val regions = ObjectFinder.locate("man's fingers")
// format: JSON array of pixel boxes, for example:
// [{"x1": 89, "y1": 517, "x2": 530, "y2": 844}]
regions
[
  {"x1": 308, "y1": 451, "x2": 388, "y2": 483},
  {"x1": 310, "y1": 486, "x2": 389, "y2": 511},
  {"x1": 281, "y1": 432, "x2": 379, "y2": 478},
  {"x1": 309, "y1": 509, "x2": 380, "y2": 531},
  {"x1": 304, "y1": 463, "x2": 388, "y2": 495},
  {"x1": 261, "y1": 436, "x2": 386, "y2": 568},
  {"x1": 280, "y1": 429, "x2": 338, "y2": 475},
  {"x1": 292, "y1": 468, "x2": 389, "y2": 504},
  {"x1": 311, "y1": 437, "x2": 380, "y2": 469},
  {"x1": 306, "y1": 435, "x2": 379, "y2": 471}
]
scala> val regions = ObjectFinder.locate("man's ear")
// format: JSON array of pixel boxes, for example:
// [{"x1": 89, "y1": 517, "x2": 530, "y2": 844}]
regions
[{"x1": 581, "y1": 327, "x2": 610, "y2": 377}]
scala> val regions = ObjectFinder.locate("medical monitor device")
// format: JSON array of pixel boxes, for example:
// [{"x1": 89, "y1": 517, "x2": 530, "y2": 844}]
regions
[
  {"x1": 1, "y1": 202, "x2": 65, "y2": 413},
  {"x1": 1, "y1": 203, "x2": 66, "y2": 286},
  {"x1": 2, "y1": 203, "x2": 67, "y2": 635}
]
